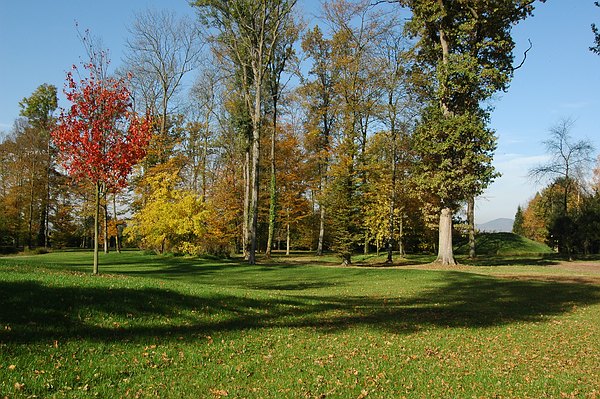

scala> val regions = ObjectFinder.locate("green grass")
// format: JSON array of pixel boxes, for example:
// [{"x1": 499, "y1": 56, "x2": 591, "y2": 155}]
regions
[
  {"x1": 1, "y1": 251, "x2": 599, "y2": 398},
  {"x1": 456, "y1": 232, "x2": 554, "y2": 256}
]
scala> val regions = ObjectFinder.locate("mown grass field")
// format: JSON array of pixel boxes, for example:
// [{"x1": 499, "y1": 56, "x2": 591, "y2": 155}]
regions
[{"x1": 1, "y1": 249, "x2": 599, "y2": 398}]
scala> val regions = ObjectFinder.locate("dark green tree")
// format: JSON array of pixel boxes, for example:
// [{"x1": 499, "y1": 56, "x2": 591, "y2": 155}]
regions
[
  {"x1": 398, "y1": 0, "x2": 543, "y2": 265},
  {"x1": 512, "y1": 205, "x2": 525, "y2": 236}
]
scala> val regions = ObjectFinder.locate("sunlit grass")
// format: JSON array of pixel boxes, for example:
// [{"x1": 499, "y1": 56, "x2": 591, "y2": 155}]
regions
[{"x1": 1, "y1": 251, "x2": 599, "y2": 398}]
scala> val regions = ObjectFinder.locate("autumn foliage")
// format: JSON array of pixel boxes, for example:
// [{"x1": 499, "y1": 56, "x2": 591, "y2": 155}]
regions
[
  {"x1": 51, "y1": 61, "x2": 152, "y2": 273},
  {"x1": 52, "y1": 64, "x2": 152, "y2": 190}
]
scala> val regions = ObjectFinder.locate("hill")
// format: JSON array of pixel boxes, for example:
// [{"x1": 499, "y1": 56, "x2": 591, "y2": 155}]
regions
[
  {"x1": 457, "y1": 232, "x2": 554, "y2": 255},
  {"x1": 477, "y1": 218, "x2": 514, "y2": 233}
]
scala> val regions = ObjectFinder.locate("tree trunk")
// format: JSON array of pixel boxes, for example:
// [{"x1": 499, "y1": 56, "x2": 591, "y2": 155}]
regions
[
  {"x1": 317, "y1": 189, "x2": 326, "y2": 256},
  {"x1": 243, "y1": 147, "x2": 250, "y2": 259},
  {"x1": 93, "y1": 181, "x2": 100, "y2": 275},
  {"x1": 436, "y1": 14, "x2": 455, "y2": 267},
  {"x1": 113, "y1": 193, "x2": 121, "y2": 253},
  {"x1": 341, "y1": 252, "x2": 351, "y2": 266},
  {"x1": 386, "y1": 133, "x2": 397, "y2": 264},
  {"x1": 436, "y1": 207, "x2": 456, "y2": 265},
  {"x1": 248, "y1": 72, "x2": 262, "y2": 265},
  {"x1": 286, "y1": 213, "x2": 290, "y2": 256},
  {"x1": 467, "y1": 196, "x2": 476, "y2": 259},
  {"x1": 103, "y1": 190, "x2": 109, "y2": 254},
  {"x1": 27, "y1": 167, "x2": 35, "y2": 250},
  {"x1": 265, "y1": 120, "x2": 277, "y2": 258},
  {"x1": 398, "y1": 215, "x2": 405, "y2": 256},
  {"x1": 44, "y1": 138, "x2": 51, "y2": 248}
]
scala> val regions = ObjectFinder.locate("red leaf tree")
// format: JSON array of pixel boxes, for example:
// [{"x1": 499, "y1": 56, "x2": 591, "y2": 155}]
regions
[{"x1": 52, "y1": 62, "x2": 152, "y2": 274}]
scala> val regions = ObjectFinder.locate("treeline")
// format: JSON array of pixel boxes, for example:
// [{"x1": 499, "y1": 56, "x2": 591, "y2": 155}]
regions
[
  {"x1": 514, "y1": 119, "x2": 600, "y2": 256},
  {"x1": 0, "y1": 1, "x2": 548, "y2": 264}
]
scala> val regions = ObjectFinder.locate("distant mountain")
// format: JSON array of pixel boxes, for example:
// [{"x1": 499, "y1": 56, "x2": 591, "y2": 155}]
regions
[{"x1": 476, "y1": 218, "x2": 514, "y2": 233}]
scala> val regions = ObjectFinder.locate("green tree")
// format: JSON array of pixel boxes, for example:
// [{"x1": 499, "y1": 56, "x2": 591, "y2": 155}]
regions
[
  {"x1": 18, "y1": 83, "x2": 58, "y2": 248},
  {"x1": 512, "y1": 205, "x2": 525, "y2": 236},
  {"x1": 398, "y1": 0, "x2": 542, "y2": 265},
  {"x1": 300, "y1": 25, "x2": 337, "y2": 256},
  {"x1": 194, "y1": 0, "x2": 297, "y2": 264}
]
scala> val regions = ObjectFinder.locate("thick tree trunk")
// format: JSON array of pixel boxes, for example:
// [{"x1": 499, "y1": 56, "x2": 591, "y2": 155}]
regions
[
  {"x1": 435, "y1": 207, "x2": 456, "y2": 265},
  {"x1": 93, "y1": 182, "x2": 100, "y2": 275},
  {"x1": 467, "y1": 196, "x2": 476, "y2": 259}
]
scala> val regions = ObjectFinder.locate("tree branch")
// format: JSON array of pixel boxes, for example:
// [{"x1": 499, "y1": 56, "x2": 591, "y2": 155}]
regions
[{"x1": 513, "y1": 39, "x2": 532, "y2": 71}]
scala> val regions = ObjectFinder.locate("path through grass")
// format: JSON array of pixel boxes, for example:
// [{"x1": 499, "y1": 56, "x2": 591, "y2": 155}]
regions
[{"x1": 1, "y1": 251, "x2": 599, "y2": 398}]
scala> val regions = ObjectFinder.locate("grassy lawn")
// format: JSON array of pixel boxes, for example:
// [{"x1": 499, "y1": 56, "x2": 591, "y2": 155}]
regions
[{"x1": 1, "y1": 251, "x2": 599, "y2": 398}]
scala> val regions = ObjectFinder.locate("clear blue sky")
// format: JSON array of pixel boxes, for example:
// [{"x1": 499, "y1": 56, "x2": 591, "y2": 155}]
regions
[{"x1": 1, "y1": 1, "x2": 599, "y2": 224}]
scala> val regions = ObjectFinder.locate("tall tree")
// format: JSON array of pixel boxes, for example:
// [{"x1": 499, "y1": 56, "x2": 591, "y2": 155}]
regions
[
  {"x1": 398, "y1": 0, "x2": 542, "y2": 265},
  {"x1": 265, "y1": 12, "x2": 299, "y2": 258},
  {"x1": 52, "y1": 59, "x2": 152, "y2": 274},
  {"x1": 19, "y1": 84, "x2": 58, "y2": 247},
  {"x1": 301, "y1": 25, "x2": 337, "y2": 256},
  {"x1": 124, "y1": 9, "x2": 203, "y2": 150},
  {"x1": 194, "y1": 0, "x2": 298, "y2": 264},
  {"x1": 18, "y1": 84, "x2": 58, "y2": 248}
]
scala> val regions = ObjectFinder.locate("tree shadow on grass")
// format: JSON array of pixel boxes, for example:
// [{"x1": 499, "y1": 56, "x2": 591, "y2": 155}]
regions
[
  {"x1": 459, "y1": 255, "x2": 560, "y2": 267},
  {"x1": 0, "y1": 272, "x2": 599, "y2": 344}
]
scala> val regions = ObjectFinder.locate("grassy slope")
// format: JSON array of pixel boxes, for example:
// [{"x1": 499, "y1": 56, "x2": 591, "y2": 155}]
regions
[
  {"x1": 456, "y1": 232, "x2": 554, "y2": 256},
  {"x1": 0, "y1": 251, "x2": 599, "y2": 398}
]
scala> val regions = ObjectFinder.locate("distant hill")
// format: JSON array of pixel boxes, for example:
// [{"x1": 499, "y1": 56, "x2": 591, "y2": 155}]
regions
[{"x1": 476, "y1": 218, "x2": 514, "y2": 233}]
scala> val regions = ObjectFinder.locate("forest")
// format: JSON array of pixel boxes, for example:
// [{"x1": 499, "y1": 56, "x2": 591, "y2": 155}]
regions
[{"x1": 2, "y1": 0, "x2": 600, "y2": 267}]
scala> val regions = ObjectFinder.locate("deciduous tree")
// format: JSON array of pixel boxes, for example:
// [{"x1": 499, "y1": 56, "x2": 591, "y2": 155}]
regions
[
  {"x1": 398, "y1": 0, "x2": 542, "y2": 264},
  {"x1": 52, "y1": 59, "x2": 152, "y2": 274},
  {"x1": 529, "y1": 118, "x2": 595, "y2": 217},
  {"x1": 194, "y1": 0, "x2": 298, "y2": 264}
]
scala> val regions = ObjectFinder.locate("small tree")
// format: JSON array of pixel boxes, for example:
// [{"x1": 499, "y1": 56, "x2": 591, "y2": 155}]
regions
[
  {"x1": 512, "y1": 205, "x2": 525, "y2": 236},
  {"x1": 52, "y1": 61, "x2": 151, "y2": 274}
]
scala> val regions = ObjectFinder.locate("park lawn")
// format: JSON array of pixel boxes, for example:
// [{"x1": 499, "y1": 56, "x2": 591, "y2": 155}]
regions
[{"x1": 1, "y1": 251, "x2": 599, "y2": 398}]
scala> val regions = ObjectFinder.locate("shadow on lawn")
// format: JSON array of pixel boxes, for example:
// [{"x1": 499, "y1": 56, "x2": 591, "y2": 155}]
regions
[{"x1": 1, "y1": 272, "x2": 599, "y2": 344}]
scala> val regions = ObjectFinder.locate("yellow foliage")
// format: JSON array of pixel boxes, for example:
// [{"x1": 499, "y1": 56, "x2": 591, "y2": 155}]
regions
[{"x1": 125, "y1": 167, "x2": 208, "y2": 254}]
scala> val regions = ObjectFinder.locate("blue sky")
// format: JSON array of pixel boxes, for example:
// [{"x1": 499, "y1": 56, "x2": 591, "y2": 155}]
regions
[{"x1": 1, "y1": 1, "x2": 599, "y2": 224}]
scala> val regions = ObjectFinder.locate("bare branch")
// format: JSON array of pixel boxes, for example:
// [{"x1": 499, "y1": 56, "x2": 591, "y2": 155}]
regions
[{"x1": 513, "y1": 39, "x2": 532, "y2": 71}]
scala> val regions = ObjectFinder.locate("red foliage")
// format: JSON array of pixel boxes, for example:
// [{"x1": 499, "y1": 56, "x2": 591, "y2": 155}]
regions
[{"x1": 52, "y1": 63, "x2": 152, "y2": 190}]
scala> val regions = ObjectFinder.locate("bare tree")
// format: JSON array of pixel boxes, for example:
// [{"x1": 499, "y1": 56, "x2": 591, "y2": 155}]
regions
[
  {"x1": 124, "y1": 9, "x2": 204, "y2": 136},
  {"x1": 529, "y1": 118, "x2": 595, "y2": 216}
]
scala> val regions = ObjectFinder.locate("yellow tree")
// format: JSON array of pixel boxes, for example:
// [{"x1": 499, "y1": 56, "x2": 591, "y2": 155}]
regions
[{"x1": 125, "y1": 160, "x2": 208, "y2": 255}]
